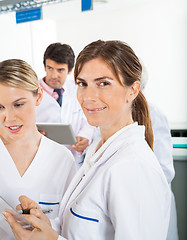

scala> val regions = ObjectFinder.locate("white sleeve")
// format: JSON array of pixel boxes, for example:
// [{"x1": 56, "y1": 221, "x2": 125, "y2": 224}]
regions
[{"x1": 149, "y1": 103, "x2": 175, "y2": 183}]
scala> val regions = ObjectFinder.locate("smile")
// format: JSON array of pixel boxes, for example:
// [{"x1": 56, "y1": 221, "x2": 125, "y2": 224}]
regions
[
  {"x1": 9, "y1": 126, "x2": 21, "y2": 130},
  {"x1": 7, "y1": 125, "x2": 23, "y2": 133},
  {"x1": 86, "y1": 107, "x2": 106, "y2": 113}
]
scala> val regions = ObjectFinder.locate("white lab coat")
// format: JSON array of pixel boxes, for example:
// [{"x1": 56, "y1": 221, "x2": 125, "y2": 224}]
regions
[
  {"x1": 52, "y1": 123, "x2": 171, "y2": 240},
  {"x1": 36, "y1": 78, "x2": 94, "y2": 166},
  {"x1": 92, "y1": 102, "x2": 175, "y2": 184},
  {"x1": 149, "y1": 102, "x2": 175, "y2": 184},
  {"x1": 0, "y1": 135, "x2": 77, "y2": 240}
]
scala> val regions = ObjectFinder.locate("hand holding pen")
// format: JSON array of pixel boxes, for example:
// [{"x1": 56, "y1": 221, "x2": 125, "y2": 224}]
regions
[{"x1": 12, "y1": 195, "x2": 53, "y2": 229}]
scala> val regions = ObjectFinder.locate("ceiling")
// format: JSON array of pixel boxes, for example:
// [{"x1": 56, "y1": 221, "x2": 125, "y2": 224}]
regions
[
  {"x1": 0, "y1": 0, "x2": 28, "y2": 7},
  {"x1": 0, "y1": 0, "x2": 107, "y2": 8},
  {"x1": 0, "y1": 0, "x2": 69, "y2": 13}
]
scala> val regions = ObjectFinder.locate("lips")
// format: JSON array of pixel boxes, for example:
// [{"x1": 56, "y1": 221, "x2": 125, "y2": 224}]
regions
[
  {"x1": 85, "y1": 107, "x2": 106, "y2": 114},
  {"x1": 7, "y1": 125, "x2": 22, "y2": 133},
  {"x1": 50, "y1": 79, "x2": 60, "y2": 84}
]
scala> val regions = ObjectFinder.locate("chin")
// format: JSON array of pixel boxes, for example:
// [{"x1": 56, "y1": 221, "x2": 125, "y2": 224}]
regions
[{"x1": 87, "y1": 118, "x2": 102, "y2": 127}]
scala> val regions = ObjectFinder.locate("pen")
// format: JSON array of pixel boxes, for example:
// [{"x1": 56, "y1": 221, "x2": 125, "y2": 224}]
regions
[{"x1": 17, "y1": 208, "x2": 53, "y2": 214}]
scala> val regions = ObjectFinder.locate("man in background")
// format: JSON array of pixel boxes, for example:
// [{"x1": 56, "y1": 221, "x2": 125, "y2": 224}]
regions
[{"x1": 36, "y1": 43, "x2": 94, "y2": 166}]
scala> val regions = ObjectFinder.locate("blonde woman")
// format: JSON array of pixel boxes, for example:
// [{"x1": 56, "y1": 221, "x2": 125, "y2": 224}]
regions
[{"x1": 0, "y1": 59, "x2": 76, "y2": 239}]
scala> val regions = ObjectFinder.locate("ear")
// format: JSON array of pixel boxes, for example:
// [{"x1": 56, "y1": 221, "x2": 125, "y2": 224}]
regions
[
  {"x1": 128, "y1": 81, "x2": 140, "y2": 101},
  {"x1": 35, "y1": 87, "x2": 43, "y2": 106}
]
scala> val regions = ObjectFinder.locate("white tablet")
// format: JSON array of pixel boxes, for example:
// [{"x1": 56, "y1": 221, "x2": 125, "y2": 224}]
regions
[
  {"x1": 0, "y1": 196, "x2": 34, "y2": 236},
  {"x1": 36, "y1": 123, "x2": 77, "y2": 145}
]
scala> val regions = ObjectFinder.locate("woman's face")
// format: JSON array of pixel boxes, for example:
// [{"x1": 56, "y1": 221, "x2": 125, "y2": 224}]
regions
[
  {"x1": 76, "y1": 58, "x2": 139, "y2": 133},
  {"x1": 0, "y1": 84, "x2": 42, "y2": 144}
]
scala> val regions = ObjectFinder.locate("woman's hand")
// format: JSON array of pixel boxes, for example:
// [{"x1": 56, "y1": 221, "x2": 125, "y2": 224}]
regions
[
  {"x1": 3, "y1": 195, "x2": 58, "y2": 240},
  {"x1": 16, "y1": 195, "x2": 51, "y2": 226},
  {"x1": 3, "y1": 211, "x2": 59, "y2": 240}
]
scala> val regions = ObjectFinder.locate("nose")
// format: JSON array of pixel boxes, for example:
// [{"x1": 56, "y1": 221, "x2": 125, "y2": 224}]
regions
[
  {"x1": 51, "y1": 70, "x2": 58, "y2": 79},
  {"x1": 79, "y1": 85, "x2": 98, "y2": 102},
  {"x1": 4, "y1": 108, "x2": 16, "y2": 123}
]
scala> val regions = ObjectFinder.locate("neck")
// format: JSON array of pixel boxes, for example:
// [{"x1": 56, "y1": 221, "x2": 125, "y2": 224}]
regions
[{"x1": 100, "y1": 119, "x2": 134, "y2": 145}]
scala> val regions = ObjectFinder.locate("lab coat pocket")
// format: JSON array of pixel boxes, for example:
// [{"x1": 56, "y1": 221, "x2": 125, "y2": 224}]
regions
[
  {"x1": 39, "y1": 194, "x2": 61, "y2": 219},
  {"x1": 68, "y1": 202, "x2": 100, "y2": 236}
]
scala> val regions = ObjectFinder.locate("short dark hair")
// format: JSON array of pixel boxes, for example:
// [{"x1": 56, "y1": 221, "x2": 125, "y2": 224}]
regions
[{"x1": 43, "y1": 43, "x2": 75, "y2": 72}]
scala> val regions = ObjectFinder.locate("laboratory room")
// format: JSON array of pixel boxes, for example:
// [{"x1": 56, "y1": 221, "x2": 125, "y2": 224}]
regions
[{"x1": 0, "y1": 0, "x2": 186, "y2": 239}]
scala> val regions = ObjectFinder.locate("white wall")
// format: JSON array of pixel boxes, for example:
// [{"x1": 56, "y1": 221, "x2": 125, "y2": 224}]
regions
[
  {"x1": 0, "y1": 0, "x2": 186, "y2": 127},
  {"x1": 0, "y1": 10, "x2": 57, "y2": 77}
]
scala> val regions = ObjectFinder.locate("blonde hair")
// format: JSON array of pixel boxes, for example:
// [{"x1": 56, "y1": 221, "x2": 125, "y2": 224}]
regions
[{"x1": 0, "y1": 59, "x2": 39, "y2": 95}]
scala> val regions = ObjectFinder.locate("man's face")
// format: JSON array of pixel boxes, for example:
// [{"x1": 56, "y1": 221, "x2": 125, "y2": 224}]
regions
[{"x1": 44, "y1": 59, "x2": 70, "y2": 89}]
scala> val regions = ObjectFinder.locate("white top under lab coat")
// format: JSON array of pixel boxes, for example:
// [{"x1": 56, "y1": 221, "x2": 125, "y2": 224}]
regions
[
  {"x1": 52, "y1": 123, "x2": 171, "y2": 240},
  {"x1": 0, "y1": 135, "x2": 77, "y2": 240},
  {"x1": 36, "y1": 78, "x2": 94, "y2": 166}
]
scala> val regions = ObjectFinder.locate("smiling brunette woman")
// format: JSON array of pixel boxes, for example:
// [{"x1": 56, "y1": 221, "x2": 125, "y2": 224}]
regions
[
  {"x1": 3, "y1": 42, "x2": 171, "y2": 240},
  {"x1": 0, "y1": 59, "x2": 76, "y2": 239}
]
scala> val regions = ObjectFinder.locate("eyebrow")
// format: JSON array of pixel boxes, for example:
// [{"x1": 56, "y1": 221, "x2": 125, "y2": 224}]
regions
[
  {"x1": 46, "y1": 65, "x2": 65, "y2": 71},
  {"x1": 76, "y1": 76, "x2": 113, "y2": 82},
  {"x1": 13, "y1": 98, "x2": 27, "y2": 103},
  {"x1": 46, "y1": 64, "x2": 53, "y2": 68}
]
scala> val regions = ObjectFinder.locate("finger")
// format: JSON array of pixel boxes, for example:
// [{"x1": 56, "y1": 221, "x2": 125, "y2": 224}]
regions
[
  {"x1": 76, "y1": 141, "x2": 88, "y2": 147},
  {"x1": 76, "y1": 136, "x2": 81, "y2": 142},
  {"x1": 19, "y1": 195, "x2": 40, "y2": 210},
  {"x1": 30, "y1": 209, "x2": 51, "y2": 224},
  {"x1": 16, "y1": 204, "x2": 22, "y2": 211},
  {"x1": 75, "y1": 138, "x2": 89, "y2": 146},
  {"x1": 71, "y1": 136, "x2": 81, "y2": 148},
  {"x1": 72, "y1": 146, "x2": 84, "y2": 152},
  {"x1": 74, "y1": 142, "x2": 89, "y2": 151},
  {"x1": 3, "y1": 211, "x2": 30, "y2": 237},
  {"x1": 21, "y1": 214, "x2": 49, "y2": 230}
]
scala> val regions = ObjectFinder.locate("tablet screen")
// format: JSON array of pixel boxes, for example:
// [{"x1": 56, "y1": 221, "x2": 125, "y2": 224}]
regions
[{"x1": 36, "y1": 123, "x2": 77, "y2": 145}]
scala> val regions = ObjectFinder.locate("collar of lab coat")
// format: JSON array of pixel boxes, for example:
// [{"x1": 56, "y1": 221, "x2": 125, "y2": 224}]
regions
[{"x1": 83, "y1": 122, "x2": 141, "y2": 174}]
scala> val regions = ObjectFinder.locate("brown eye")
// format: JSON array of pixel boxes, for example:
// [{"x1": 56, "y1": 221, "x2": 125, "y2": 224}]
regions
[
  {"x1": 14, "y1": 103, "x2": 24, "y2": 107},
  {"x1": 77, "y1": 81, "x2": 87, "y2": 87},
  {"x1": 99, "y1": 81, "x2": 110, "y2": 86}
]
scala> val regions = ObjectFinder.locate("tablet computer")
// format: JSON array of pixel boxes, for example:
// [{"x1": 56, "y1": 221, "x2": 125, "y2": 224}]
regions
[
  {"x1": 0, "y1": 196, "x2": 34, "y2": 237},
  {"x1": 36, "y1": 123, "x2": 77, "y2": 145}
]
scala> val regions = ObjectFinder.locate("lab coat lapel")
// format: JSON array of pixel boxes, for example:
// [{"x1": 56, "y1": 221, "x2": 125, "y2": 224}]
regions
[{"x1": 58, "y1": 167, "x2": 85, "y2": 220}]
